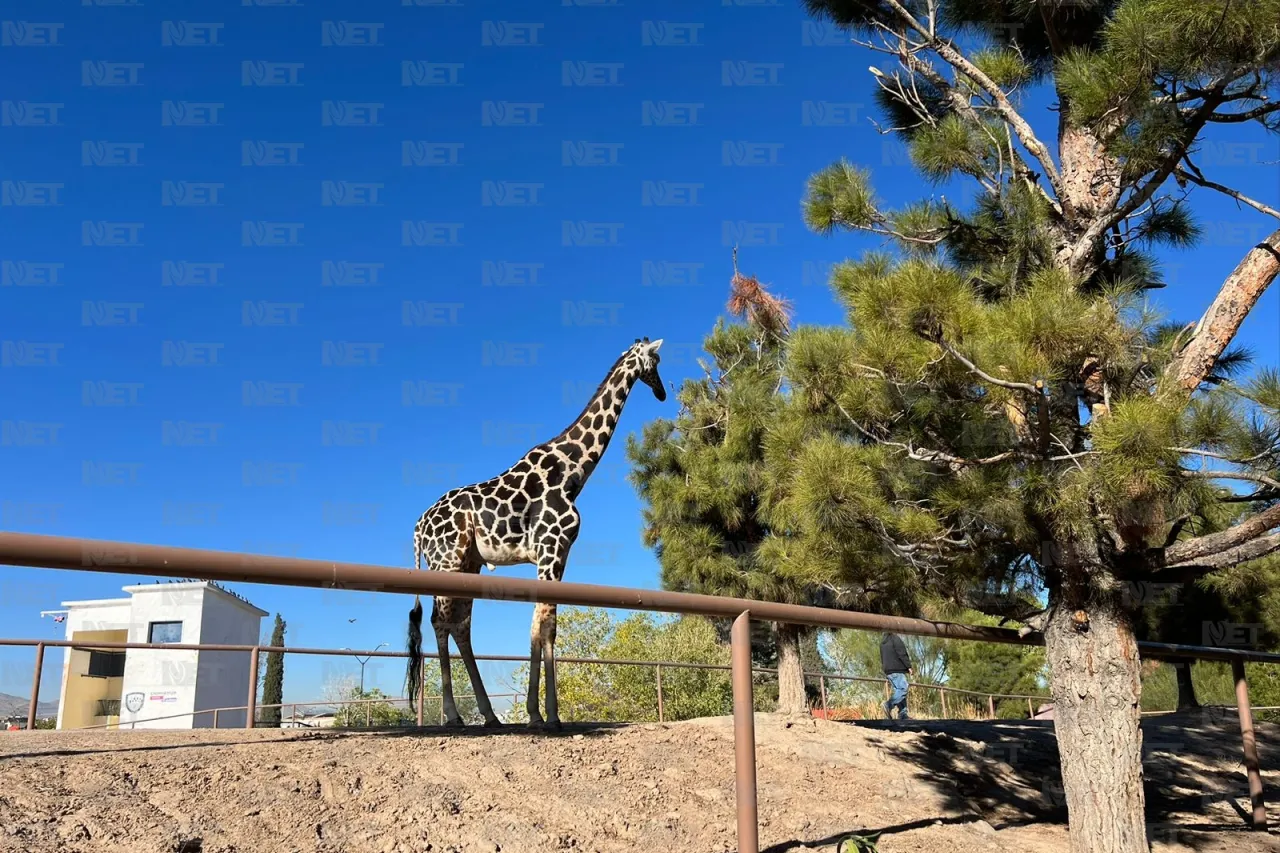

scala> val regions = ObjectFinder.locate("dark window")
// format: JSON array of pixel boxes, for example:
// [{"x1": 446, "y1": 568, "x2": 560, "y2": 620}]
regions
[
  {"x1": 86, "y1": 650, "x2": 126, "y2": 678},
  {"x1": 148, "y1": 621, "x2": 183, "y2": 644},
  {"x1": 95, "y1": 698, "x2": 121, "y2": 717}
]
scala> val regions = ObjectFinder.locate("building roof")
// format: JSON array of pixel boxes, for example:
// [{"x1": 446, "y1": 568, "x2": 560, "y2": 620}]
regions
[
  {"x1": 62, "y1": 581, "x2": 268, "y2": 617},
  {"x1": 56, "y1": 597, "x2": 133, "y2": 609}
]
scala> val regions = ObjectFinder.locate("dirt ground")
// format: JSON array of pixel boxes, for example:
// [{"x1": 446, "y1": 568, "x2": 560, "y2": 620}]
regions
[{"x1": 2, "y1": 709, "x2": 1279, "y2": 853}]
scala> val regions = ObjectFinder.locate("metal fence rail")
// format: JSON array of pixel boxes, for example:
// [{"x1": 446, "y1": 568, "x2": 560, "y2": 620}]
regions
[
  {"x1": 0, "y1": 530, "x2": 1274, "y2": 848},
  {"x1": 5, "y1": 635, "x2": 1053, "y2": 730}
]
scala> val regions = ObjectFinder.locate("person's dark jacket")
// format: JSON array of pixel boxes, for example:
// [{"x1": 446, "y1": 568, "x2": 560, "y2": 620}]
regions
[{"x1": 880, "y1": 633, "x2": 911, "y2": 675}]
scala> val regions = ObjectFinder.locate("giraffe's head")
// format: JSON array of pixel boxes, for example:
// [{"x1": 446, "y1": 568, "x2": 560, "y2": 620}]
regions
[{"x1": 629, "y1": 337, "x2": 666, "y2": 402}]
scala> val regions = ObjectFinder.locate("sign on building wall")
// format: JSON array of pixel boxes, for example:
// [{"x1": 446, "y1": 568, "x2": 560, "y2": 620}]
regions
[{"x1": 124, "y1": 692, "x2": 144, "y2": 713}]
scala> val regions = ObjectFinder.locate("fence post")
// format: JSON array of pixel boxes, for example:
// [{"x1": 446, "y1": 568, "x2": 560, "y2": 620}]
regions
[
  {"x1": 731, "y1": 611, "x2": 759, "y2": 853},
  {"x1": 214, "y1": 708, "x2": 220, "y2": 729},
  {"x1": 1027, "y1": 697, "x2": 1034, "y2": 719},
  {"x1": 819, "y1": 674, "x2": 828, "y2": 718},
  {"x1": 987, "y1": 695, "x2": 995, "y2": 719},
  {"x1": 246, "y1": 646, "x2": 259, "y2": 729},
  {"x1": 1232, "y1": 659, "x2": 1267, "y2": 829},
  {"x1": 656, "y1": 663, "x2": 664, "y2": 723},
  {"x1": 365, "y1": 700, "x2": 371, "y2": 727},
  {"x1": 26, "y1": 642, "x2": 45, "y2": 730},
  {"x1": 939, "y1": 687, "x2": 948, "y2": 719}
]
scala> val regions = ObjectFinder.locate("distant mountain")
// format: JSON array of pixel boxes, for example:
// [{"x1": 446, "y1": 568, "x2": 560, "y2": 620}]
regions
[{"x1": 0, "y1": 692, "x2": 59, "y2": 719}]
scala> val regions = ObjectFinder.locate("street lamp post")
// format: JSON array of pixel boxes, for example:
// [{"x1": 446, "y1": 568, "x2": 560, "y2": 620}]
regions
[{"x1": 343, "y1": 643, "x2": 388, "y2": 694}]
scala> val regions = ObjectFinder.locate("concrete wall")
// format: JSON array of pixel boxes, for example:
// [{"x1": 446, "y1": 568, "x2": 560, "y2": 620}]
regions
[
  {"x1": 119, "y1": 585, "x2": 206, "y2": 729},
  {"x1": 193, "y1": 592, "x2": 264, "y2": 729}
]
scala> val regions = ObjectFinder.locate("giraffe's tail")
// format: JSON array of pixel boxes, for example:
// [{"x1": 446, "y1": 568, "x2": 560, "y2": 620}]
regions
[{"x1": 406, "y1": 594, "x2": 423, "y2": 707}]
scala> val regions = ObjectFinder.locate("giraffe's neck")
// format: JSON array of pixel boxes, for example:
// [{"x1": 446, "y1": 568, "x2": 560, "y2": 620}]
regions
[{"x1": 545, "y1": 356, "x2": 640, "y2": 489}]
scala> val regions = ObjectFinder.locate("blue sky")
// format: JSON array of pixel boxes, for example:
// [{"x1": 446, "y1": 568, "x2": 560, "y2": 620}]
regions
[{"x1": 1, "y1": 0, "x2": 1276, "y2": 707}]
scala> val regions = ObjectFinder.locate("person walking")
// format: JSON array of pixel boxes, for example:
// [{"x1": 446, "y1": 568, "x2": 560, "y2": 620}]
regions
[{"x1": 880, "y1": 632, "x2": 912, "y2": 720}]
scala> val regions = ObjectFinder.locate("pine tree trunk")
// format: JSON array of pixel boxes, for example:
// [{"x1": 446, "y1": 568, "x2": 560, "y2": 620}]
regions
[
  {"x1": 1043, "y1": 597, "x2": 1148, "y2": 853},
  {"x1": 1175, "y1": 662, "x2": 1199, "y2": 711},
  {"x1": 774, "y1": 622, "x2": 808, "y2": 716}
]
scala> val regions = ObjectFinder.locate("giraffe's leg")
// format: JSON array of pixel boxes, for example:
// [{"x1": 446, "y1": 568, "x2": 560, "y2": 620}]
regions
[
  {"x1": 452, "y1": 614, "x2": 501, "y2": 727},
  {"x1": 538, "y1": 602, "x2": 561, "y2": 729},
  {"x1": 531, "y1": 510, "x2": 576, "y2": 731},
  {"x1": 526, "y1": 610, "x2": 545, "y2": 726},
  {"x1": 431, "y1": 600, "x2": 463, "y2": 726}
]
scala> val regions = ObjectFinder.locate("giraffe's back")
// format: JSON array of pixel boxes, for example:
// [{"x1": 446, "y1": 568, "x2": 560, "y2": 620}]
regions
[{"x1": 414, "y1": 447, "x2": 582, "y2": 574}]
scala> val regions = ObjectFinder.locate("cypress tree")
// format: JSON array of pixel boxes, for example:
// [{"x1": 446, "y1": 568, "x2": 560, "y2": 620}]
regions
[{"x1": 260, "y1": 613, "x2": 286, "y2": 728}]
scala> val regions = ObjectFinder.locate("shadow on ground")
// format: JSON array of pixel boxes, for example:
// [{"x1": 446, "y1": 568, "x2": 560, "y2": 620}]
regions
[{"x1": 828, "y1": 706, "x2": 1278, "y2": 851}]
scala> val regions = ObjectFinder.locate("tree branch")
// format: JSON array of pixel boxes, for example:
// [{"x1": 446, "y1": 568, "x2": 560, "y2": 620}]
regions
[
  {"x1": 1162, "y1": 502, "x2": 1280, "y2": 568},
  {"x1": 1181, "y1": 469, "x2": 1280, "y2": 492},
  {"x1": 1173, "y1": 166, "x2": 1280, "y2": 220},
  {"x1": 1206, "y1": 101, "x2": 1280, "y2": 124},
  {"x1": 831, "y1": 396, "x2": 1088, "y2": 466},
  {"x1": 961, "y1": 589, "x2": 1046, "y2": 625},
  {"x1": 1170, "y1": 447, "x2": 1277, "y2": 466},
  {"x1": 876, "y1": 0, "x2": 1066, "y2": 208},
  {"x1": 931, "y1": 40, "x2": 1066, "y2": 208},
  {"x1": 1165, "y1": 531, "x2": 1280, "y2": 575},
  {"x1": 936, "y1": 340, "x2": 1041, "y2": 394},
  {"x1": 1170, "y1": 227, "x2": 1280, "y2": 392}
]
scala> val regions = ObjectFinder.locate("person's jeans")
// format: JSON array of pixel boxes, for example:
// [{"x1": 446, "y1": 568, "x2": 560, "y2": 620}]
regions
[{"x1": 884, "y1": 672, "x2": 909, "y2": 719}]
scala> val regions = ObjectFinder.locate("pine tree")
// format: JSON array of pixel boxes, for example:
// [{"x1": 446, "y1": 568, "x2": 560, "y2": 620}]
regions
[
  {"x1": 260, "y1": 613, "x2": 285, "y2": 728},
  {"x1": 789, "y1": 2, "x2": 1279, "y2": 850},
  {"x1": 627, "y1": 257, "x2": 838, "y2": 714}
]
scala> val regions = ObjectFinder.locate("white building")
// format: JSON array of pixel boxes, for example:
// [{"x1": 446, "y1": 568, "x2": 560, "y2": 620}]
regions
[{"x1": 53, "y1": 580, "x2": 268, "y2": 730}]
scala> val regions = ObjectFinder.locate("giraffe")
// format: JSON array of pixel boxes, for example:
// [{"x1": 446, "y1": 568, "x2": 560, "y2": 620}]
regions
[{"x1": 405, "y1": 337, "x2": 667, "y2": 729}]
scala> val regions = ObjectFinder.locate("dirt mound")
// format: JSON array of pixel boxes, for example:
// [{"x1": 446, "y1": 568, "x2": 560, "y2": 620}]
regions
[{"x1": 1, "y1": 711, "x2": 1277, "y2": 852}]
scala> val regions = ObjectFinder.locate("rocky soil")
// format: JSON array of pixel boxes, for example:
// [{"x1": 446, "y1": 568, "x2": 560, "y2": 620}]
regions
[{"x1": 2, "y1": 710, "x2": 1278, "y2": 852}]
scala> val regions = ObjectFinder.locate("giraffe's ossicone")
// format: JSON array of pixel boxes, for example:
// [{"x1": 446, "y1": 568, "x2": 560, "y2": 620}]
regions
[{"x1": 405, "y1": 337, "x2": 667, "y2": 729}]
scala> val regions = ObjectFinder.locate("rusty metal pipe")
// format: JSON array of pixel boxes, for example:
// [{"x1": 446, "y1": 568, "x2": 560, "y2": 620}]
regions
[
  {"x1": 9, "y1": 532, "x2": 1280, "y2": 666},
  {"x1": 1232, "y1": 659, "x2": 1267, "y2": 829},
  {"x1": 731, "y1": 611, "x2": 759, "y2": 853},
  {"x1": 0, "y1": 532, "x2": 1032, "y2": 645},
  {"x1": 27, "y1": 642, "x2": 44, "y2": 730},
  {"x1": 656, "y1": 664, "x2": 664, "y2": 723},
  {"x1": 246, "y1": 646, "x2": 259, "y2": 729}
]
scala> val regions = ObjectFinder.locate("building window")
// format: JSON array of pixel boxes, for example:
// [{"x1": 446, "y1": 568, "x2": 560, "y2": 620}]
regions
[
  {"x1": 95, "y1": 698, "x2": 121, "y2": 717},
  {"x1": 148, "y1": 621, "x2": 183, "y2": 644},
  {"x1": 86, "y1": 650, "x2": 126, "y2": 678}
]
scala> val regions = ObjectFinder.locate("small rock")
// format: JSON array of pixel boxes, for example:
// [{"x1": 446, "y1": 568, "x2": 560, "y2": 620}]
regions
[
  {"x1": 972, "y1": 819, "x2": 997, "y2": 835},
  {"x1": 572, "y1": 734, "x2": 584, "y2": 741}
]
